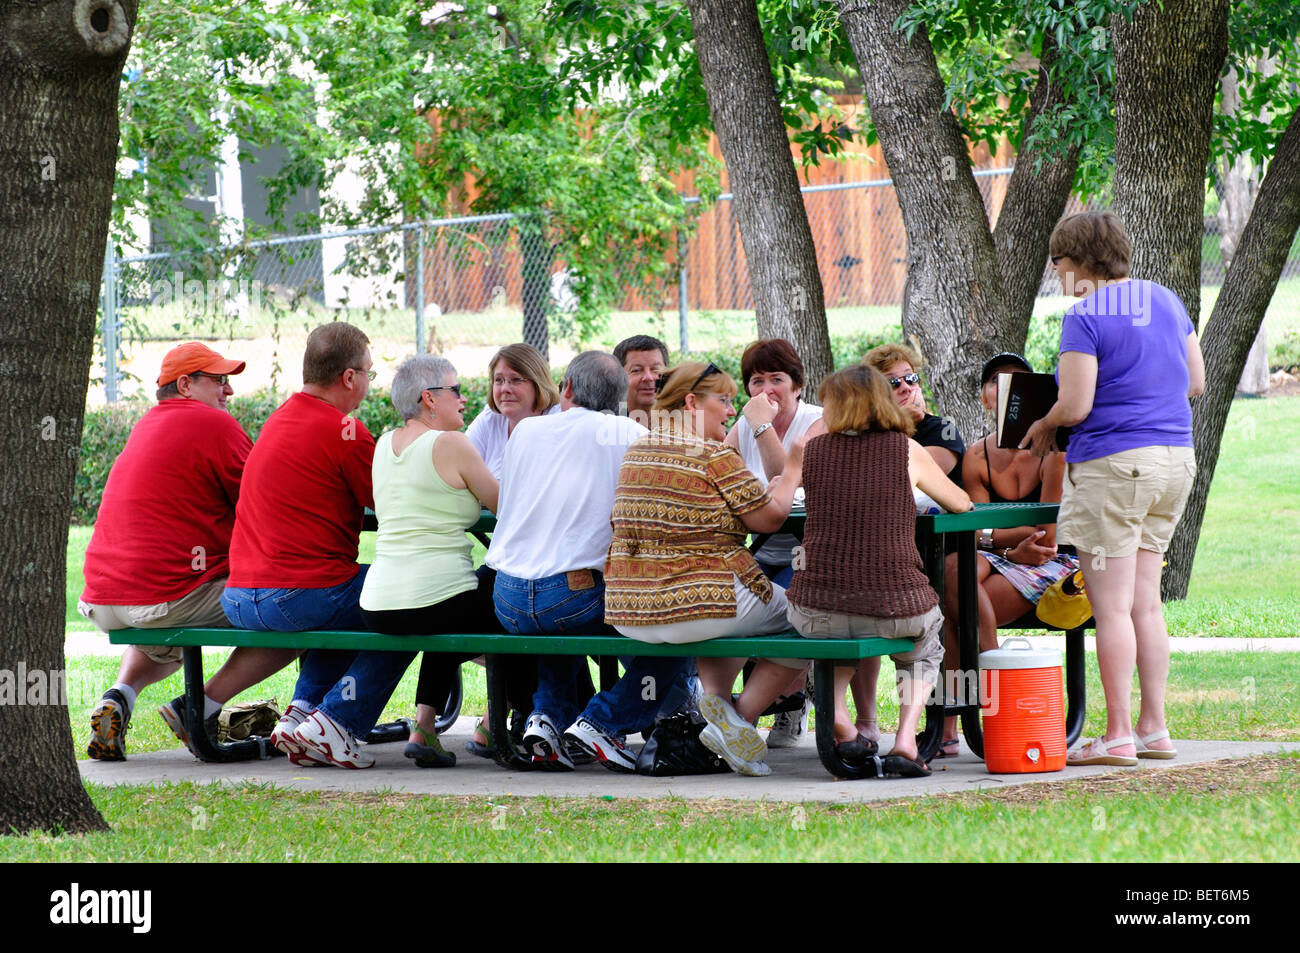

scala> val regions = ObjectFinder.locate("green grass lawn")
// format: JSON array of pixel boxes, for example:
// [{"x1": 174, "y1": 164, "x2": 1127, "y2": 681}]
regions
[{"x1": 5, "y1": 757, "x2": 1296, "y2": 862}]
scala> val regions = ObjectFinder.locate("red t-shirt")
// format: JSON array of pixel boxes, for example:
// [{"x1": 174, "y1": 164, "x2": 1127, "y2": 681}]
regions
[
  {"x1": 82, "y1": 399, "x2": 252, "y2": 604},
  {"x1": 226, "y1": 392, "x2": 375, "y2": 589}
]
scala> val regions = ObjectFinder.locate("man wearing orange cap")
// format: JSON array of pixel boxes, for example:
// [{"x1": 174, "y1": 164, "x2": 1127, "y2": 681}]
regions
[{"x1": 82, "y1": 342, "x2": 261, "y2": 760}]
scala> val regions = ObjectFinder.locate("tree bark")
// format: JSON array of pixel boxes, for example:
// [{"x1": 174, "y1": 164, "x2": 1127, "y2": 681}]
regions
[
  {"x1": 0, "y1": 0, "x2": 137, "y2": 835},
  {"x1": 684, "y1": 0, "x2": 834, "y2": 390},
  {"x1": 1163, "y1": 106, "x2": 1300, "y2": 599},
  {"x1": 837, "y1": 1, "x2": 1079, "y2": 439},
  {"x1": 1112, "y1": 0, "x2": 1230, "y2": 329},
  {"x1": 991, "y1": 35, "x2": 1081, "y2": 347}
]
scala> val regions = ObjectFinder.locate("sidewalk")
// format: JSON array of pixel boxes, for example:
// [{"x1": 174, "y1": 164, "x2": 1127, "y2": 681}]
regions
[{"x1": 78, "y1": 714, "x2": 1300, "y2": 804}]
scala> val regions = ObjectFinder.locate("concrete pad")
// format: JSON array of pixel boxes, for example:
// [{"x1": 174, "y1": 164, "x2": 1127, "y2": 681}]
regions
[{"x1": 79, "y1": 716, "x2": 1300, "y2": 804}]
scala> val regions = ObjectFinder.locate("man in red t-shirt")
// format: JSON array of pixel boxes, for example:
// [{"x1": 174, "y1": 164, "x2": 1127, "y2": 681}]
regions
[
  {"x1": 219, "y1": 322, "x2": 378, "y2": 765},
  {"x1": 82, "y1": 343, "x2": 252, "y2": 761}
]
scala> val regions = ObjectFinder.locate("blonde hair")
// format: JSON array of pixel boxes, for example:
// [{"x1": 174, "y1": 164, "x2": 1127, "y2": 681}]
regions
[
  {"x1": 486, "y1": 343, "x2": 560, "y2": 414},
  {"x1": 652, "y1": 361, "x2": 737, "y2": 424},
  {"x1": 819, "y1": 365, "x2": 914, "y2": 435},
  {"x1": 862, "y1": 342, "x2": 923, "y2": 376}
]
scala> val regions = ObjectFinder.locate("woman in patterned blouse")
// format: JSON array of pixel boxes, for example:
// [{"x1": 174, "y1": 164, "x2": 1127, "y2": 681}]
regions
[{"x1": 602, "y1": 361, "x2": 807, "y2": 776}]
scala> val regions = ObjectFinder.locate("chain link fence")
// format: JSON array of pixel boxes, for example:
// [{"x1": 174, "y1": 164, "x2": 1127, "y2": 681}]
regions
[{"x1": 96, "y1": 167, "x2": 1294, "y2": 401}]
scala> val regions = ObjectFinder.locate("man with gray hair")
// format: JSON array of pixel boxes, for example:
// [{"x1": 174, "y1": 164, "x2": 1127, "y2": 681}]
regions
[{"x1": 487, "y1": 351, "x2": 650, "y2": 769}]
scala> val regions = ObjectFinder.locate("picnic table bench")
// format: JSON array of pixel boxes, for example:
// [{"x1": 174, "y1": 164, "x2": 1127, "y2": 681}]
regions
[{"x1": 109, "y1": 501, "x2": 1088, "y2": 780}]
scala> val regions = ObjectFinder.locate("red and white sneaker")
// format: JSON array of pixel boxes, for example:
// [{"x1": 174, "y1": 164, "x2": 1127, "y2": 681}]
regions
[
  {"x1": 563, "y1": 718, "x2": 637, "y2": 773},
  {"x1": 523, "y1": 712, "x2": 575, "y2": 770},
  {"x1": 293, "y1": 710, "x2": 375, "y2": 769},
  {"x1": 270, "y1": 703, "x2": 328, "y2": 765}
]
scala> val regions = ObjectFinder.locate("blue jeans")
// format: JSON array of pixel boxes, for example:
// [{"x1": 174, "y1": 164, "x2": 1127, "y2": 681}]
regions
[
  {"x1": 758, "y1": 560, "x2": 794, "y2": 588},
  {"x1": 493, "y1": 570, "x2": 608, "y2": 730},
  {"x1": 221, "y1": 566, "x2": 369, "y2": 632},
  {"x1": 223, "y1": 567, "x2": 402, "y2": 737},
  {"x1": 582, "y1": 656, "x2": 693, "y2": 737}
]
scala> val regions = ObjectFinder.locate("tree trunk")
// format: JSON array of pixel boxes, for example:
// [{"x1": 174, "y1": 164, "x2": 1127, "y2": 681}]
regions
[
  {"x1": 1163, "y1": 106, "x2": 1300, "y2": 599},
  {"x1": 1112, "y1": 0, "x2": 1230, "y2": 329},
  {"x1": 518, "y1": 216, "x2": 552, "y2": 360},
  {"x1": 684, "y1": 0, "x2": 834, "y2": 390},
  {"x1": 991, "y1": 35, "x2": 1081, "y2": 347},
  {"x1": 0, "y1": 0, "x2": 137, "y2": 835},
  {"x1": 838, "y1": 0, "x2": 1080, "y2": 439}
]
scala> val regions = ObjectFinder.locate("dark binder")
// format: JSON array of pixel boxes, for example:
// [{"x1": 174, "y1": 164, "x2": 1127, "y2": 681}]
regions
[{"x1": 996, "y1": 372, "x2": 1071, "y2": 451}]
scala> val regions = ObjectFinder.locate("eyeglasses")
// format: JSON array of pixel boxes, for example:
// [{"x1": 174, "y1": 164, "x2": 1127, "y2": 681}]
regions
[
  {"x1": 888, "y1": 372, "x2": 921, "y2": 390},
  {"x1": 188, "y1": 372, "x2": 229, "y2": 385},
  {"x1": 493, "y1": 376, "x2": 528, "y2": 388},
  {"x1": 424, "y1": 384, "x2": 462, "y2": 399},
  {"x1": 1051, "y1": 255, "x2": 1066, "y2": 265},
  {"x1": 352, "y1": 368, "x2": 377, "y2": 382}
]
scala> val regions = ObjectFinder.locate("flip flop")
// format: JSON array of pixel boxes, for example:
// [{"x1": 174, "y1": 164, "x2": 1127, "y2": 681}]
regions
[
  {"x1": 1135, "y1": 730, "x2": 1177, "y2": 760},
  {"x1": 834, "y1": 735, "x2": 880, "y2": 765},
  {"x1": 1067, "y1": 736, "x2": 1138, "y2": 767},
  {"x1": 934, "y1": 739, "x2": 961, "y2": 759},
  {"x1": 882, "y1": 752, "x2": 931, "y2": 778}
]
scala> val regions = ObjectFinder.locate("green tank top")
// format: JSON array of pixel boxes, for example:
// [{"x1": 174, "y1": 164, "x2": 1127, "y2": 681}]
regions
[{"x1": 359, "y1": 428, "x2": 481, "y2": 612}]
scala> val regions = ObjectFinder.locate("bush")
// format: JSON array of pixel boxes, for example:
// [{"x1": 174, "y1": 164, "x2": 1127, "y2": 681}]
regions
[
  {"x1": 1270, "y1": 328, "x2": 1300, "y2": 374},
  {"x1": 1024, "y1": 311, "x2": 1064, "y2": 374}
]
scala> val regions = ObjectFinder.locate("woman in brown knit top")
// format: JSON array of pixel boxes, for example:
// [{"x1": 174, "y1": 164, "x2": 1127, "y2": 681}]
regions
[{"x1": 788, "y1": 365, "x2": 972, "y2": 777}]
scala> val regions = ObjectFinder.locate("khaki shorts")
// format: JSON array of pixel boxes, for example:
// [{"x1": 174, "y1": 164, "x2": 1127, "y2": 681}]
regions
[
  {"x1": 1058, "y1": 446, "x2": 1196, "y2": 558},
  {"x1": 78, "y1": 576, "x2": 231, "y2": 664},
  {"x1": 787, "y1": 602, "x2": 944, "y2": 689}
]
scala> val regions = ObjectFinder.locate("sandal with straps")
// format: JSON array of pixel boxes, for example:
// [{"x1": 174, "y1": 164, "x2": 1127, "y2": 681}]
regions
[
  {"x1": 1135, "y1": 729, "x2": 1177, "y2": 760},
  {"x1": 406, "y1": 726, "x2": 456, "y2": 768},
  {"x1": 1067, "y1": 735, "x2": 1138, "y2": 767}
]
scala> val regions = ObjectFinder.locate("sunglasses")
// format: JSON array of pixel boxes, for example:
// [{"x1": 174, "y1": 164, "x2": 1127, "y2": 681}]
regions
[
  {"x1": 888, "y1": 372, "x2": 920, "y2": 390},
  {"x1": 424, "y1": 384, "x2": 462, "y2": 398},
  {"x1": 1051, "y1": 255, "x2": 1066, "y2": 265},
  {"x1": 188, "y1": 372, "x2": 229, "y2": 385}
]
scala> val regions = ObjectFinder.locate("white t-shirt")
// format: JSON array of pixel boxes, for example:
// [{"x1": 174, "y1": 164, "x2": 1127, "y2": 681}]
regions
[
  {"x1": 486, "y1": 407, "x2": 648, "y2": 578},
  {"x1": 465, "y1": 403, "x2": 562, "y2": 479},
  {"x1": 732, "y1": 400, "x2": 822, "y2": 566}
]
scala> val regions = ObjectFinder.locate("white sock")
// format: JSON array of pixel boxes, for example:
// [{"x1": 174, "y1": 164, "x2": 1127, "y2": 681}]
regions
[
  {"x1": 203, "y1": 695, "x2": 222, "y2": 719},
  {"x1": 111, "y1": 683, "x2": 138, "y2": 717},
  {"x1": 290, "y1": 699, "x2": 314, "y2": 717}
]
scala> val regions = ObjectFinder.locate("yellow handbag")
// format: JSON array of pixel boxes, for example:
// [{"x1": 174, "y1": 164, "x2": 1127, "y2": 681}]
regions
[{"x1": 1036, "y1": 570, "x2": 1093, "y2": 629}]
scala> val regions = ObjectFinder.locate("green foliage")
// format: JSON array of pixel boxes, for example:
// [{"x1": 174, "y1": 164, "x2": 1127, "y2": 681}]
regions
[
  {"x1": 1024, "y1": 310, "x2": 1065, "y2": 373},
  {"x1": 1218, "y1": 0, "x2": 1300, "y2": 166},
  {"x1": 1270, "y1": 328, "x2": 1300, "y2": 373}
]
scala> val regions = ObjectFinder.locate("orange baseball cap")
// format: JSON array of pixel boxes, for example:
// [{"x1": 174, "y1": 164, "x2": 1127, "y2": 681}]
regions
[{"x1": 157, "y1": 342, "x2": 247, "y2": 386}]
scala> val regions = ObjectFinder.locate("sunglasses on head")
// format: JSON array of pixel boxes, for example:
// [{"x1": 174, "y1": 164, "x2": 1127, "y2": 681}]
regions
[{"x1": 888, "y1": 372, "x2": 920, "y2": 390}]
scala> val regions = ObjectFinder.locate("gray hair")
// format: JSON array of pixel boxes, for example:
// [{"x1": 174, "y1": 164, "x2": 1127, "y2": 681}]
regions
[
  {"x1": 564, "y1": 350, "x2": 625, "y2": 413},
  {"x1": 391, "y1": 354, "x2": 457, "y2": 420}
]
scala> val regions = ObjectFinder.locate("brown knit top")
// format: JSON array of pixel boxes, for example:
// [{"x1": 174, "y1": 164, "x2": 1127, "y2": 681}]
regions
[{"x1": 787, "y1": 430, "x2": 938, "y2": 619}]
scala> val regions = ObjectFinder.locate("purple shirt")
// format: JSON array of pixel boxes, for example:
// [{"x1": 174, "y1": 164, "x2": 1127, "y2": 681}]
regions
[{"x1": 1057, "y1": 279, "x2": 1194, "y2": 464}]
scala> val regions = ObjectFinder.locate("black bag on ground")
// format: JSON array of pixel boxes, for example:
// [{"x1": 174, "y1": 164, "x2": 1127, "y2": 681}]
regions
[{"x1": 635, "y1": 711, "x2": 732, "y2": 776}]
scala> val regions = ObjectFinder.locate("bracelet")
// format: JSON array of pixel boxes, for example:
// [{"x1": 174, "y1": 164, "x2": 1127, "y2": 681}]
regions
[{"x1": 752, "y1": 422, "x2": 773, "y2": 438}]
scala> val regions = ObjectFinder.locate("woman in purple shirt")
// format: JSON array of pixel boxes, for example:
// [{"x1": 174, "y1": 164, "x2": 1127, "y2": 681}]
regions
[{"x1": 1023, "y1": 211, "x2": 1205, "y2": 767}]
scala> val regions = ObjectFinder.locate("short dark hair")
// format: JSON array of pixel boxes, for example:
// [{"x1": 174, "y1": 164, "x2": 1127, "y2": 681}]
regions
[
  {"x1": 1049, "y1": 211, "x2": 1132, "y2": 280},
  {"x1": 564, "y1": 351, "x2": 626, "y2": 413},
  {"x1": 614, "y1": 335, "x2": 669, "y2": 368},
  {"x1": 740, "y1": 339, "x2": 805, "y2": 391},
  {"x1": 303, "y1": 322, "x2": 370, "y2": 386},
  {"x1": 155, "y1": 381, "x2": 180, "y2": 401}
]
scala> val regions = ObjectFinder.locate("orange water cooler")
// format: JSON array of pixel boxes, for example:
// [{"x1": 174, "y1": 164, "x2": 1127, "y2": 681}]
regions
[{"x1": 980, "y1": 638, "x2": 1067, "y2": 773}]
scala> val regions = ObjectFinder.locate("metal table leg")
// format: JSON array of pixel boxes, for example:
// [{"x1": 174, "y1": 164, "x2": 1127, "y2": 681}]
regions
[
  {"x1": 1064, "y1": 624, "x2": 1087, "y2": 746},
  {"x1": 486, "y1": 655, "x2": 533, "y2": 771},
  {"x1": 181, "y1": 646, "x2": 271, "y2": 762},
  {"x1": 813, "y1": 659, "x2": 882, "y2": 779}
]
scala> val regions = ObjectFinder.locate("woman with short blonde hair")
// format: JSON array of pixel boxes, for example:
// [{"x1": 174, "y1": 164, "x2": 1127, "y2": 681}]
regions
[{"x1": 465, "y1": 343, "x2": 562, "y2": 478}]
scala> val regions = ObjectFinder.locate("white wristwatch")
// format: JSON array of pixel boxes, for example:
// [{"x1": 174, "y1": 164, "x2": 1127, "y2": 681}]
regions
[{"x1": 752, "y1": 422, "x2": 773, "y2": 438}]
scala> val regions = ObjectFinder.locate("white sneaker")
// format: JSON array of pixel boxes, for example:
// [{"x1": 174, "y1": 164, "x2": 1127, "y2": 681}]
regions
[
  {"x1": 270, "y1": 703, "x2": 329, "y2": 766},
  {"x1": 523, "y1": 712, "x2": 574, "y2": 770},
  {"x1": 293, "y1": 710, "x2": 375, "y2": 769},
  {"x1": 698, "y1": 693, "x2": 769, "y2": 773},
  {"x1": 766, "y1": 694, "x2": 810, "y2": 749},
  {"x1": 563, "y1": 717, "x2": 637, "y2": 773}
]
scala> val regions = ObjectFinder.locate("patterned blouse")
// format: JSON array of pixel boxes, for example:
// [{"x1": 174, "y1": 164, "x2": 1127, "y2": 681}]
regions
[{"x1": 603, "y1": 430, "x2": 773, "y2": 625}]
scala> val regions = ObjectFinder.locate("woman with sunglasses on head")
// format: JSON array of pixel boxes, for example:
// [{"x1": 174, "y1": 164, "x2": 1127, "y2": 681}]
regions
[
  {"x1": 1023, "y1": 211, "x2": 1203, "y2": 767},
  {"x1": 599, "y1": 362, "x2": 808, "y2": 776},
  {"x1": 723, "y1": 339, "x2": 826, "y2": 748},
  {"x1": 937, "y1": 352, "x2": 1078, "y2": 758},
  {"x1": 466, "y1": 343, "x2": 562, "y2": 479}
]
